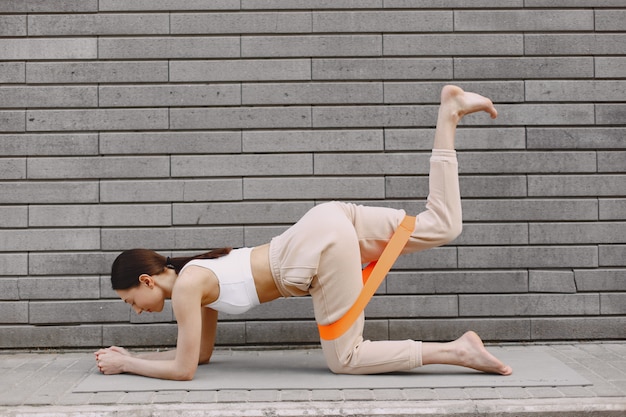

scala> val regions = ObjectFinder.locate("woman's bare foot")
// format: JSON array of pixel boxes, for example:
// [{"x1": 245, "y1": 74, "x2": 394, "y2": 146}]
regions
[
  {"x1": 452, "y1": 331, "x2": 513, "y2": 375},
  {"x1": 440, "y1": 85, "x2": 498, "y2": 122}
]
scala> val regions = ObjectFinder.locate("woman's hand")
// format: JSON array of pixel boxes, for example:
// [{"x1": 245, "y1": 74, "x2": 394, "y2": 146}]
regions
[{"x1": 95, "y1": 346, "x2": 131, "y2": 374}]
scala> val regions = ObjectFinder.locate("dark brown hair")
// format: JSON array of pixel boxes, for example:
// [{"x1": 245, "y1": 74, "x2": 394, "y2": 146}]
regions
[{"x1": 110, "y1": 248, "x2": 232, "y2": 290}]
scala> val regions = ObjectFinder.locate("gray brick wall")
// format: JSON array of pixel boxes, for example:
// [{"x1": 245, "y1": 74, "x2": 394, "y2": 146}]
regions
[{"x1": 1, "y1": 1, "x2": 624, "y2": 349}]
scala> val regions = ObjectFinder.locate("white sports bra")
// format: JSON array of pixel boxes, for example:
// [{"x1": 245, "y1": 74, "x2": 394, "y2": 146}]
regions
[{"x1": 178, "y1": 247, "x2": 260, "y2": 315}]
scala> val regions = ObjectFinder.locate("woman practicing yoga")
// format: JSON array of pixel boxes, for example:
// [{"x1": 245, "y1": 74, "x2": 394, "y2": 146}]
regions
[{"x1": 95, "y1": 85, "x2": 513, "y2": 380}]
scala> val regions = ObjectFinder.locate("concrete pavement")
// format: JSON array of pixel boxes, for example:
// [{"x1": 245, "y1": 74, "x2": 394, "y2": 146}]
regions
[{"x1": 1, "y1": 342, "x2": 625, "y2": 416}]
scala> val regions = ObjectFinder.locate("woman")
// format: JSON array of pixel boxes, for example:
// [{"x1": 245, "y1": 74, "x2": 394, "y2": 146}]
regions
[{"x1": 95, "y1": 85, "x2": 513, "y2": 380}]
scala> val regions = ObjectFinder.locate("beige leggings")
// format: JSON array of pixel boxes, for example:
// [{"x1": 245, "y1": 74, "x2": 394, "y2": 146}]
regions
[{"x1": 268, "y1": 149, "x2": 462, "y2": 374}]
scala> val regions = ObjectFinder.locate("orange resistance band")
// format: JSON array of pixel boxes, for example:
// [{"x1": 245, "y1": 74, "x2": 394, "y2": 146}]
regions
[{"x1": 317, "y1": 215, "x2": 417, "y2": 341}]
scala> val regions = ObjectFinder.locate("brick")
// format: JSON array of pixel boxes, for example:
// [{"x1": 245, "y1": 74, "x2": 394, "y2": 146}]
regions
[
  {"x1": 18, "y1": 277, "x2": 100, "y2": 300},
  {"x1": 0, "y1": 229, "x2": 100, "y2": 251},
  {"x1": 100, "y1": 131, "x2": 241, "y2": 155},
  {"x1": 384, "y1": 177, "x2": 428, "y2": 199},
  {"x1": 454, "y1": 57, "x2": 593, "y2": 80},
  {"x1": 315, "y1": 153, "x2": 429, "y2": 175},
  {"x1": 600, "y1": 244, "x2": 626, "y2": 267},
  {"x1": 243, "y1": 177, "x2": 385, "y2": 200},
  {"x1": 0, "y1": 278, "x2": 19, "y2": 300},
  {"x1": 172, "y1": 12, "x2": 311, "y2": 34},
  {"x1": 0, "y1": 134, "x2": 98, "y2": 156},
  {"x1": 172, "y1": 154, "x2": 312, "y2": 177},
  {"x1": 0, "y1": 181, "x2": 98, "y2": 204},
  {"x1": 99, "y1": 84, "x2": 241, "y2": 107},
  {"x1": 242, "y1": 35, "x2": 382, "y2": 57},
  {"x1": 27, "y1": 156, "x2": 169, "y2": 179},
  {"x1": 0, "y1": 38, "x2": 96, "y2": 60},
  {"x1": 600, "y1": 294, "x2": 626, "y2": 315},
  {"x1": 0, "y1": 15, "x2": 26, "y2": 36},
  {"x1": 313, "y1": 58, "x2": 452, "y2": 80},
  {"x1": 526, "y1": 80, "x2": 626, "y2": 102},
  {"x1": 100, "y1": 179, "x2": 242, "y2": 203},
  {"x1": 21, "y1": 0, "x2": 98, "y2": 12},
  {"x1": 600, "y1": 198, "x2": 626, "y2": 220},
  {"x1": 173, "y1": 201, "x2": 312, "y2": 225},
  {"x1": 0, "y1": 111, "x2": 25, "y2": 132},
  {"x1": 0, "y1": 302, "x2": 28, "y2": 324},
  {"x1": 243, "y1": 82, "x2": 382, "y2": 105},
  {"x1": 459, "y1": 176, "x2": 527, "y2": 198},
  {"x1": 366, "y1": 295, "x2": 458, "y2": 318},
  {"x1": 529, "y1": 270, "x2": 577, "y2": 294},
  {"x1": 216, "y1": 322, "x2": 246, "y2": 345},
  {"x1": 599, "y1": 151, "x2": 626, "y2": 173},
  {"x1": 26, "y1": 109, "x2": 168, "y2": 132},
  {"x1": 243, "y1": 0, "x2": 384, "y2": 8},
  {"x1": 385, "y1": 0, "x2": 522, "y2": 6},
  {"x1": 384, "y1": 34, "x2": 523, "y2": 56},
  {"x1": 0, "y1": 158, "x2": 26, "y2": 179},
  {"x1": 394, "y1": 247, "x2": 458, "y2": 270},
  {"x1": 313, "y1": 10, "x2": 451, "y2": 32},
  {"x1": 29, "y1": 204, "x2": 171, "y2": 227},
  {"x1": 384, "y1": 81, "x2": 524, "y2": 104},
  {"x1": 171, "y1": 59, "x2": 310, "y2": 82},
  {"x1": 0, "y1": 325, "x2": 102, "y2": 349},
  {"x1": 527, "y1": 128, "x2": 626, "y2": 149},
  {"x1": 28, "y1": 251, "x2": 117, "y2": 276},
  {"x1": 243, "y1": 130, "x2": 383, "y2": 153},
  {"x1": 528, "y1": 175, "x2": 626, "y2": 197},
  {"x1": 313, "y1": 105, "x2": 437, "y2": 128},
  {"x1": 0, "y1": 253, "x2": 27, "y2": 275},
  {"x1": 463, "y1": 199, "x2": 597, "y2": 221},
  {"x1": 456, "y1": 223, "x2": 528, "y2": 246},
  {"x1": 525, "y1": 0, "x2": 625, "y2": 6},
  {"x1": 386, "y1": 270, "x2": 528, "y2": 294},
  {"x1": 597, "y1": 104, "x2": 626, "y2": 125},
  {"x1": 171, "y1": 107, "x2": 311, "y2": 130},
  {"x1": 532, "y1": 317, "x2": 626, "y2": 340},
  {"x1": 455, "y1": 10, "x2": 593, "y2": 31},
  {"x1": 459, "y1": 294, "x2": 599, "y2": 316},
  {"x1": 0, "y1": 206, "x2": 27, "y2": 228},
  {"x1": 101, "y1": 227, "x2": 244, "y2": 251},
  {"x1": 0, "y1": 62, "x2": 25, "y2": 83},
  {"x1": 596, "y1": 9, "x2": 626, "y2": 30},
  {"x1": 29, "y1": 252, "x2": 114, "y2": 276},
  {"x1": 100, "y1": 0, "x2": 240, "y2": 11},
  {"x1": 458, "y1": 246, "x2": 598, "y2": 269},
  {"x1": 464, "y1": 151, "x2": 598, "y2": 174},
  {"x1": 389, "y1": 318, "x2": 530, "y2": 342},
  {"x1": 531, "y1": 222, "x2": 626, "y2": 244},
  {"x1": 103, "y1": 323, "x2": 178, "y2": 347},
  {"x1": 245, "y1": 321, "x2": 320, "y2": 344},
  {"x1": 0, "y1": 86, "x2": 97, "y2": 108},
  {"x1": 525, "y1": 34, "x2": 626, "y2": 55},
  {"x1": 99, "y1": 37, "x2": 239, "y2": 59},
  {"x1": 595, "y1": 57, "x2": 626, "y2": 78},
  {"x1": 30, "y1": 300, "x2": 127, "y2": 324},
  {"x1": 27, "y1": 61, "x2": 169, "y2": 84},
  {"x1": 29, "y1": 13, "x2": 168, "y2": 36},
  {"x1": 474, "y1": 104, "x2": 594, "y2": 126}
]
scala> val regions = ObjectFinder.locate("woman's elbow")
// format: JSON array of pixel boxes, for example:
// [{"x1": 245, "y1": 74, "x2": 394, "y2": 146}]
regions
[
  {"x1": 172, "y1": 364, "x2": 197, "y2": 381},
  {"x1": 444, "y1": 221, "x2": 462, "y2": 244}
]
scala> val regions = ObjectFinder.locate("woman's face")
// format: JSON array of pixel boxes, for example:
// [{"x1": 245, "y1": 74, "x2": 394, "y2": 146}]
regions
[{"x1": 116, "y1": 276, "x2": 165, "y2": 314}]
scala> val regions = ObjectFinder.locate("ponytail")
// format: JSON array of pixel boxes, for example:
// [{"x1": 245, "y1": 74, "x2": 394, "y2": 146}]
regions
[
  {"x1": 166, "y1": 247, "x2": 232, "y2": 274},
  {"x1": 111, "y1": 247, "x2": 232, "y2": 290}
]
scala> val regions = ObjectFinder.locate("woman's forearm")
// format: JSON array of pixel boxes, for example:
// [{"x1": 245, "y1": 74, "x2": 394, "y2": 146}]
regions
[
  {"x1": 135, "y1": 349, "x2": 177, "y2": 361},
  {"x1": 122, "y1": 355, "x2": 195, "y2": 381}
]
